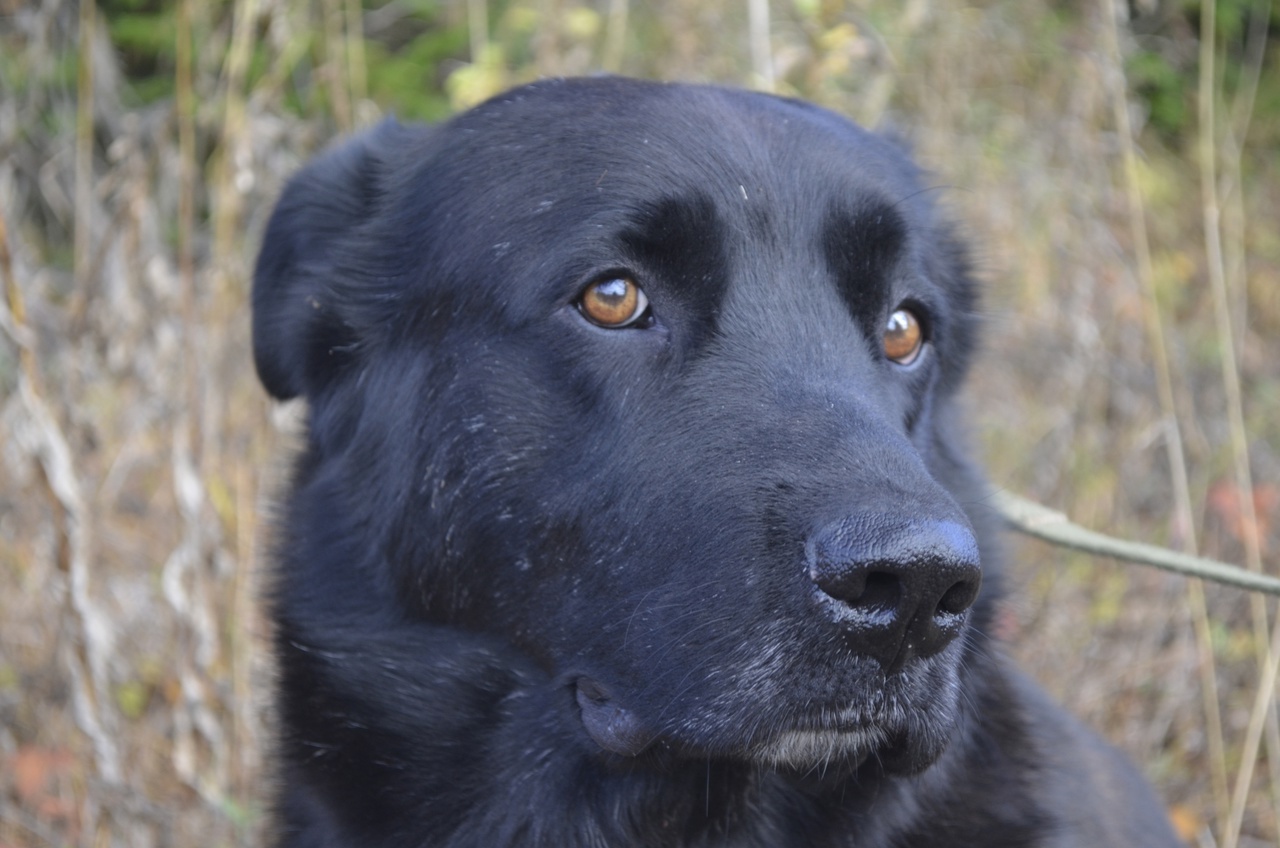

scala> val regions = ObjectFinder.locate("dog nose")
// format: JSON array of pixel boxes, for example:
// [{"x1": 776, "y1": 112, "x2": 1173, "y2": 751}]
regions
[{"x1": 806, "y1": 515, "x2": 981, "y2": 673}]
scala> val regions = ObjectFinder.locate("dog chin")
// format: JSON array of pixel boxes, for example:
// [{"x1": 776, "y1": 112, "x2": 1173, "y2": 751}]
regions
[
  {"x1": 741, "y1": 667, "x2": 965, "y2": 776},
  {"x1": 746, "y1": 709, "x2": 956, "y2": 777}
]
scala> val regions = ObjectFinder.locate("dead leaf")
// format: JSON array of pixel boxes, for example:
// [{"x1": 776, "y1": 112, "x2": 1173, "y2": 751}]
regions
[
  {"x1": 1208, "y1": 480, "x2": 1278, "y2": 555},
  {"x1": 1166, "y1": 803, "x2": 1201, "y2": 842}
]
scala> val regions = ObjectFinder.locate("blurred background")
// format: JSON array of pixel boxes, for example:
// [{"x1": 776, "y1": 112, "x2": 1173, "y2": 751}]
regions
[{"x1": 1, "y1": 0, "x2": 1278, "y2": 845}]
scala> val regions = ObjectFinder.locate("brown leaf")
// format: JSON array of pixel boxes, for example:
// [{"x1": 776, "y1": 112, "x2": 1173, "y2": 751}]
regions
[
  {"x1": 1208, "y1": 480, "x2": 1278, "y2": 555},
  {"x1": 11, "y1": 745, "x2": 74, "y2": 807},
  {"x1": 1166, "y1": 803, "x2": 1201, "y2": 842}
]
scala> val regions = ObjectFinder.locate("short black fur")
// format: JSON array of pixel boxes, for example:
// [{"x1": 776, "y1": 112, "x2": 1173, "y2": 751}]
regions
[{"x1": 253, "y1": 77, "x2": 1182, "y2": 847}]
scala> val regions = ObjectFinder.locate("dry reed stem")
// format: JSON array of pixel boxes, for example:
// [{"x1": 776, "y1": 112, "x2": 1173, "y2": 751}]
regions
[
  {"x1": 534, "y1": 0, "x2": 560, "y2": 74},
  {"x1": 213, "y1": 0, "x2": 266, "y2": 806},
  {"x1": 164, "y1": 0, "x2": 234, "y2": 806},
  {"x1": 3, "y1": 204, "x2": 123, "y2": 799},
  {"x1": 177, "y1": 0, "x2": 199, "y2": 452},
  {"x1": 231, "y1": 457, "x2": 261, "y2": 801},
  {"x1": 1099, "y1": 0, "x2": 1230, "y2": 830},
  {"x1": 1200, "y1": 2, "x2": 1280, "y2": 844},
  {"x1": 602, "y1": 0, "x2": 629, "y2": 72},
  {"x1": 748, "y1": 0, "x2": 774, "y2": 92},
  {"x1": 73, "y1": 0, "x2": 96, "y2": 322},
  {"x1": 1233, "y1": 624, "x2": 1280, "y2": 848},
  {"x1": 468, "y1": 0, "x2": 488, "y2": 65},
  {"x1": 0, "y1": 208, "x2": 35, "y2": 376},
  {"x1": 1221, "y1": 0, "x2": 1280, "y2": 818},
  {"x1": 1226, "y1": 0, "x2": 1271, "y2": 162},
  {"x1": 68, "y1": 0, "x2": 128, "y2": 795},
  {"x1": 212, "y1": 0, "x2": 259, "y2": 278},
  {"x1": 323, "y1": 0, "x2": 352, "y2": 130},
  {"x1": 345, "y1": 0, "x2": 368, "y2": 120},
  {"x1": 257, "y1": 4, "x2": 312, "y2": 100}
]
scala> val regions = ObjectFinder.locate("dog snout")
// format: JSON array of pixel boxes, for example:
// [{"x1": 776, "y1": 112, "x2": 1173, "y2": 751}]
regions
[{"x1": 806, "y1": 515, "x2": 981, "y2": 673}]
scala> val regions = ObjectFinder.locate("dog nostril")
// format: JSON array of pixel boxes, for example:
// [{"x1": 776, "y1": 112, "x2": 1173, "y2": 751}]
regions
[
  {"x1": 937, "y1": 577, "x2": 979, "y2": 616},
  {"x1": 836, "y1": 570, "x2": 900, "y2": 611}
]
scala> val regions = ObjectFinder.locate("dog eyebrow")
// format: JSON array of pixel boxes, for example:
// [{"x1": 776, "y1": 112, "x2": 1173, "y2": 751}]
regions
[
  {"x1": 618, "y1": 193, "x2": 729, "y2": 349},
  {"x1": 821, "y1": 199, "x2": 907, "y2": 340}
]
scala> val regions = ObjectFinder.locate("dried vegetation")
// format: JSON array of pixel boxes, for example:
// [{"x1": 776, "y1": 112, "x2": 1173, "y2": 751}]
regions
[{"x1": 0, "y1": 1, "x2": 1278, "y2": 846}]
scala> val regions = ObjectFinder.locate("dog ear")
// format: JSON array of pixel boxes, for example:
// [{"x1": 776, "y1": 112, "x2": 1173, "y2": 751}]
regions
[{"x1": 252, "y1": 119, "x2": 404, "y2": 400}]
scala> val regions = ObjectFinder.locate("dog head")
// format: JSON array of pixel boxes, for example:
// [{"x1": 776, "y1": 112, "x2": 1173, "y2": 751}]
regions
[{"x1": 255, "y1": 77, "x2": 993, "y2": 777}]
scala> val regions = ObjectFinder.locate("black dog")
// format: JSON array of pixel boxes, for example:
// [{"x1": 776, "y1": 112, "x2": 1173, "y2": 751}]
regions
[{"x1": 253, "y1": 77, "x2": 1182, "y2": 847}]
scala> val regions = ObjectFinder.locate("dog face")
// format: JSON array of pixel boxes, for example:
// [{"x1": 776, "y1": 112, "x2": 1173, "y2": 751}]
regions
[{"x1": 255, "y1": 78, "x2": 990, "y2": 778}]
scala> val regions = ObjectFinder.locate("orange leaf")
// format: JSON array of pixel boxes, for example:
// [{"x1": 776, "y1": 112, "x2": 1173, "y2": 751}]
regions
[
  {"x1": 1166, "y1": 803, "x2": 1201, "y2": 842},
  {"x1": 11, "y1": 745, "x2": 74, "y2": 807},
  {"x1": 1208, "y1": 480, "x2": 1277, "y2": 555}
]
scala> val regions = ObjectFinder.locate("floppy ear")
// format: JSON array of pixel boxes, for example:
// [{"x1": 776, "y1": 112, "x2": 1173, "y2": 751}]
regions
[{"x1": 252, "y1": 119, "x2": 404, "y2": 400}]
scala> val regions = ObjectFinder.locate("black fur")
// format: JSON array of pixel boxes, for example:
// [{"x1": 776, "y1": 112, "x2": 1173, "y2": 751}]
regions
[{"x1": 253, "y1": 77, "x2": 1182, "y2": 847}]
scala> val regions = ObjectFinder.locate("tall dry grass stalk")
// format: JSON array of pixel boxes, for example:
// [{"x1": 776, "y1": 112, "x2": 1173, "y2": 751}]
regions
[
  {"x1": 70, "y1": 0, "x2": 125, "y2": 804},
  {"x1": 1200, "y1": 0, "x2": 1280, "y2": 842},
  {"x1": 748, "y1": 0, "x2": 774, "y2": 91},
  {"x1": 602, "y1": 0, "x2": 629, "y2": 72},
  {"x1": 345, "y1": 0, "x2": 368, "y2": 121},
  {"x1": 323, "y1": 0, "x2": 353, "y2": 130},
  {"x1": 212, "y1": 0, "x2": 259, "y2": 272},
  {"x1": 1099, "y1": 0, "x2": 1230, "y2": 833}
]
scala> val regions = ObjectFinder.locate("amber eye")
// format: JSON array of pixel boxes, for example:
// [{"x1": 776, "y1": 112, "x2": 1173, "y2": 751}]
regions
[
  {"x1": 578, "y1": 277, "x2": 650, "y2": 328},
  {"x1": 883, "y1": 307, "x2": 924, "y2": 365}
]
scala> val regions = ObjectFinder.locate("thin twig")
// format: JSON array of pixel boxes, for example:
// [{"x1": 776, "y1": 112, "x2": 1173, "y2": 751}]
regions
[{"x1": 993, "y1": 490, "x2": 1280, "y2": 597}]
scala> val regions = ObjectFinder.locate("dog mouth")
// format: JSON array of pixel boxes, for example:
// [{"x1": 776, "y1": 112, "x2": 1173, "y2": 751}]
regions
[{"x1": 573, "y1": 671, "x2": 948, "y2": 772}]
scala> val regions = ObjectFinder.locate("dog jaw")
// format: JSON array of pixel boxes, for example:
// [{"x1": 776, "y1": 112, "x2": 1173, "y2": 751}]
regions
[{"x1": 571, "y1": 620, "x2": 967, "y2": 777}]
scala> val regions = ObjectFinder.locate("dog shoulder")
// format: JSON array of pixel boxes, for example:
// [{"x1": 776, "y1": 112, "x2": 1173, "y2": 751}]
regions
[{"x1": 1008, "y1": 668, "x2": 1184, "y2": 848}]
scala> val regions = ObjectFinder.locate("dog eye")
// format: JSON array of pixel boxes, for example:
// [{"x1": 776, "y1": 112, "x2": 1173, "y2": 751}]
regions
[
  {"x1": 883, "y1": 308, "x2": 924, "y2": 365},
  {"x1": 578, "y1": 277, "x2": 651, "y2": 328}
]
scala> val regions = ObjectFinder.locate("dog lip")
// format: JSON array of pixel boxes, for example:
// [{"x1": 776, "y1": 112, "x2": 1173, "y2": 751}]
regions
[
  {"x1": 750, "y1": 727, "x2": 882, "y2": 770},
  {"x1": 574, "y1": 678, "x2": 658, "y2": 757},
  {"x1": 789, "y1": 704, "x2": 896, "y2": 738}
]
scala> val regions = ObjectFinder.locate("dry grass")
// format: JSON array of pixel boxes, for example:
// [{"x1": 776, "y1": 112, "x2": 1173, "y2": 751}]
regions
[{"x1": 1, "y1": 1, "x2": 1277, "y2": 846}]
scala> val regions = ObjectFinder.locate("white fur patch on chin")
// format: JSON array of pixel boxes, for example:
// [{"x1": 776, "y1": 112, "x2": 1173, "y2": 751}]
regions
[{"x1": 751, "y1": 726, "x2": 888, "y2": 769}]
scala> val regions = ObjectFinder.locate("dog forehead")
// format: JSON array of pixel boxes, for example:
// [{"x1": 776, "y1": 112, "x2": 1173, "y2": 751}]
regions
[{"x1": 430, "y1": 78, "x2": 916, "y2": 211}]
